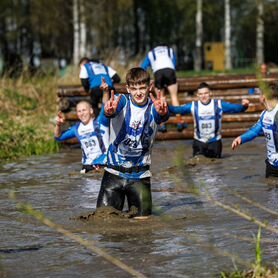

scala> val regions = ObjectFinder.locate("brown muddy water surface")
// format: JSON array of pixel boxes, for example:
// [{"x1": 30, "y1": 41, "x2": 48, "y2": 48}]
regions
[{"x1": 1, "y1": 138, "x2": 278, "y2": 277}]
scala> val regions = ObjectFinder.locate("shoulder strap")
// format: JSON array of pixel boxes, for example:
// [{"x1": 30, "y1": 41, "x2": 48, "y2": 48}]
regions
[
  {"x1": 93, "y1": 120, "x2": 106, "y2": 153},
  {"x1": 84, "y1": 63, "x2": 95, "y2": 78}
]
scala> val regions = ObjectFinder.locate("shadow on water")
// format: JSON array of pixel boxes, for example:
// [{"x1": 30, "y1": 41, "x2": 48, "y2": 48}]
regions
[{"x1": 0, "y1": 139, "x2": 278, "y2": 277}]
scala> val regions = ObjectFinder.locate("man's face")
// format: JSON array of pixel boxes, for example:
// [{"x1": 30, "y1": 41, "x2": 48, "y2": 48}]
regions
[
  {"x1": 197, "y1": 87, "x2": 211, "y2": 104},
  {"x1": 127, "y1": 83, "x2": 149, "y2": 106},
  {"x1": 76, "y1": 103, "x2": 93, "y2": 125}
]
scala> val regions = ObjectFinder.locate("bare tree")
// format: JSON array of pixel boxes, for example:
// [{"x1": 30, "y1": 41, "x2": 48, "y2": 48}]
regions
[
  {"x1": 225, "y1": 0, "x2": 232, "y2": 70},
  {"x1": 73, "y1": 0, "x2": 80, "y2": 65},
  {"x1": 79, "y1": 0, "x2": 87, "y2": 58},
  {"x1": 256, "y1": 0, "x2": 264, "y2": 65},
  {"x1": 194, "y1": 0, "x2": 202, "y2": 71}
]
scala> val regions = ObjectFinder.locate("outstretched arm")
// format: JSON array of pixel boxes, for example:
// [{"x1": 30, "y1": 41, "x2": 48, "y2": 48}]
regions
[
  {"x1": 222, "y1": 99, "x2": 249, "y2": 113},
  {"x1": 169, "y1": 103, "x2": 192, "y2": 115},
  {"x1": 231, "y1": 136, "x2": 242, "y2": 150},
  {"x1": 232, "y1": 120, "x2": 263, "y2": 150}
]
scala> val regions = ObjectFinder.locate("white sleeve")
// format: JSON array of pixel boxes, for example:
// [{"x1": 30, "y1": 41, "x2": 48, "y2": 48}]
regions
[
  {"x1": 79, "y1": 65, "x2": 89, "y2": 78},
  {"x1": 107, "y1": 66, "x2": 116, "y2": 78}
]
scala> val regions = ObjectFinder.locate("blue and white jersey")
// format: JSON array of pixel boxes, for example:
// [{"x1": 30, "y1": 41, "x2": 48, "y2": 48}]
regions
[
  {"x1": 79, "y1": 61, "x2": 114, "y2": 89},
  {"x1": 55, "y1": 116, "x2": 109, "y2": 166},
  {"x1": 191, "y1": 99, "x2": 223, "y2": 143},
  {"x1": 141, "y1": 46, "x2": 177, "y2": 73},
  {"x1": 169, "y1": 100, "x2": 248, "y2": 143},
  {"x1": 105, "y1": 94, "x2": 169, "y2": 180},
  {"x1": 241, "y1": 104, "x2": 278, "y2": 167}
]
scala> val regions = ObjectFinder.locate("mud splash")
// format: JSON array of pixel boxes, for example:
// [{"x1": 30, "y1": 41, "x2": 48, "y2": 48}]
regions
[{"x1": 73, "y1": 206, "x2": 187, "y2": 236}]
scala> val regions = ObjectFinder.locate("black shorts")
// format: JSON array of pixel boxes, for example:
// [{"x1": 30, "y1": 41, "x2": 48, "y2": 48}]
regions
[
  {"x1": 154, "y1": 68, "x2": 177, "y2": 89},
  {"x1": 192, "y1": 139, "x2": 222, "y2": 158},
  {"x1": 96, "y1": 170, "x2": 152, "y2": 216},
  {"x1": 265, "y1": 159, "x2": 278, "y2": 178},
  {"x1": 89, "y1": 87, "x2": 112, "y2": 117}
]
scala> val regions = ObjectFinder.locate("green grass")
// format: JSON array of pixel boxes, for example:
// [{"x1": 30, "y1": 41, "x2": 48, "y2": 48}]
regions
[{"x1": 0, "y1": 74, "x2": 64, "y2": 162}]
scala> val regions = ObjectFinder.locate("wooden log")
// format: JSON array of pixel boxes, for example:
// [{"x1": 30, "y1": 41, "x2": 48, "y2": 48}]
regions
[
  {"x1": 167, "y1": 113, "x2": 260, "y2": 124},
  {"x1": 57, "y1": 75, "x2": 278, "y2": 97},
  {"x1": 155, "y1": 128, "x2": 250, "y2": 140},
  {"x1": 57, "y1": 94, "x2": 261, "y2": 112}
]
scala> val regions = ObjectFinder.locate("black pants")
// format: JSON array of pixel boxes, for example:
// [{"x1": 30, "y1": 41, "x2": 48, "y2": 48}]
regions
[
  {"x1": 192, "y1": 139, "x2": 222, "y2": 158},
  {"x1": 89, "y1": 87, "x2": 112, "y2": 117},
  {"x1": 96, "y1": 171, "x2": 152, "y2": 216},
  {"x1": 265, "y1": 159, "x2": 278, "y2": 178}
]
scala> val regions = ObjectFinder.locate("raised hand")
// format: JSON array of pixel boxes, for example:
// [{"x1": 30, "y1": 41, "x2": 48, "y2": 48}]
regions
[
  {"x1": 100, "y1": 77, "x2": 109, "y2": 92},
  {"x1": 150, "y1": 90, "x2": 168, "y2": 116},
  {"x1": 231, "y1": 136, "x2": 242, "y2": 150},
  {"x1": 241, "y1": 99, "x2": 250, "y2": 107},
  {"x1": 104, "y1": 90, "x2": 122, "y2": 116},
  {"x1": 56, "y1": 111, "x2": 65, "y2": 126}
]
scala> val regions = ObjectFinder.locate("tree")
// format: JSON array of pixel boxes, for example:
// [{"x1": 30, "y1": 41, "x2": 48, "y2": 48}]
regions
[
  {"x1": 194, "y1": 0, "x2": 203, "y2": 71},
  {"x1": 225, "y1": 0, "x2": 232, "y2": 70},
  {"x1": 256, "y1": 0, "x2": 264, "y2": 65}
]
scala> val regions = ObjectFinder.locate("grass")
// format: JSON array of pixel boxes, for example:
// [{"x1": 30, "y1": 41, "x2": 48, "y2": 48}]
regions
[{"x1": 0, "y1": 68, "x2": 80, "y2": 162}]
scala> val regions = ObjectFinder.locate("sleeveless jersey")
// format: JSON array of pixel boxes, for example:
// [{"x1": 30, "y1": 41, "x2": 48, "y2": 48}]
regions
[
  {"x1": 260, "y1": 105, "x2": 278, "y2": 167},
  {"x1": 146, "y1": 46, "x2": 175, "y2": 73},
  {"x1": 191, "y1": 99, "x2": 223, "y2": 143},
  {"x1": 83, "y1": 62, "x2": 113, "y2": 89}
]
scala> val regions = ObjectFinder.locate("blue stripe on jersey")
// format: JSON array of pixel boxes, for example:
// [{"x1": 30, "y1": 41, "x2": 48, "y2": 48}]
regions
[
  {"x1": 152, "y1": 49, "x2": 156, "y2": 61},
  {"x1": 214, "y1": 99, "x2": 219, "y2": 138},
  {"x1": 93, "y1": 120, "x2": 106, "y2": 153},
  {"x1": 273, "y1": 111, "x2": 278, "y2": 153},
  {"x1": 194, "y1": 101, "x2": 201, "y2": 138}
]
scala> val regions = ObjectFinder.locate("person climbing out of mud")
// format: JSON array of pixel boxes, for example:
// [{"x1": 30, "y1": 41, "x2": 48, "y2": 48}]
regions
[
  {"x1": 232, "y1": 82, "x2": 278, "y2": 178},
  {"x1": 140, "y1": 45, "x2": 186, "y2": 133},
  {"x1": 96, "y1": 67, "x2": 169, "y2": 219},
  {"x1": 79, "y1": 57, "x2": 121, "y2": 118},
  {"x1": 54, "y1": 100, "x2": 109, "y2": 173},
  {"x1": 169, "y1": 82, "x2": 250, "y2": 158}
]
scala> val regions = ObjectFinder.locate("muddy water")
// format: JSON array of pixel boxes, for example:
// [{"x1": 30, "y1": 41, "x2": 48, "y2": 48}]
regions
[{"x1": 1, "y1": 138, "x2": 278, "y2": 278}]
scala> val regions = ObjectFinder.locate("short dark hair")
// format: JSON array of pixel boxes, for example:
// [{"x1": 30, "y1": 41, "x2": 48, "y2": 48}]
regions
[
  {"x1": 126, "y1": 67, "x2": 150, "y2": 86},
  {"x1": 79, "y1": 57, "x2": 89, "y2": 66},
  {"x1": 197, "y1": 82, "x2": 210, "y2": 90}
]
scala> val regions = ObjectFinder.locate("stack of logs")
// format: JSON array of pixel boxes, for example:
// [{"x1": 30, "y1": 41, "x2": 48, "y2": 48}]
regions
[{"x1": 57, "y1": 74, "x2": 278, "y2": 142}]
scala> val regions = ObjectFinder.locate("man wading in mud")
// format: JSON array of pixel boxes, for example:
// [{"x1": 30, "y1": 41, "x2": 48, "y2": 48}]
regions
[{"x1": 96, "y1": 67, "x2": 169, "y2": 219}]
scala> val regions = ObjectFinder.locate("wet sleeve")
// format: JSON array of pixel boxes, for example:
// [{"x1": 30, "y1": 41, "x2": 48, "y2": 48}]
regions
[
  {"x1": 222, "y1": 101, "x2": 248, "y2": 113},
  {"x1": 55, "y1": 126, "x2": 76, "y2": 142},
  {"x1": 169, "y1": 103, "x2": 192, "y2": 115},
  {"x1": 240, "y1": 121, "x2": 263, "y2": 144},
  {"x1": 152, "y1": 106, "x2": 170, "y2": 124}
]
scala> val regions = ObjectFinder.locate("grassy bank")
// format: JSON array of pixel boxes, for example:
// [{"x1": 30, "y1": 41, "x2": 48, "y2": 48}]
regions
[{"x1": 0, "y1": 69, "x2": 81, "y2": 162}]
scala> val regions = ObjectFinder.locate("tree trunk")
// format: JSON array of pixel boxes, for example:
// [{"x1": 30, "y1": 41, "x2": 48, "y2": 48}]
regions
[
  {"x1": 194, "y1": 0, "x2": 202, "y2": 71},
  {"x1": 79, "y1": 0, "x2": 87, "y2": 58},
  {"x1": 73, "y1": 0, "x2": 80, "y2": 65},
  {"x1": 225, "y1": 0, "x2": 232, "y2": 70},
  {"x1": 256, "y1": 0, "x2": 264, "y2": 66}
]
